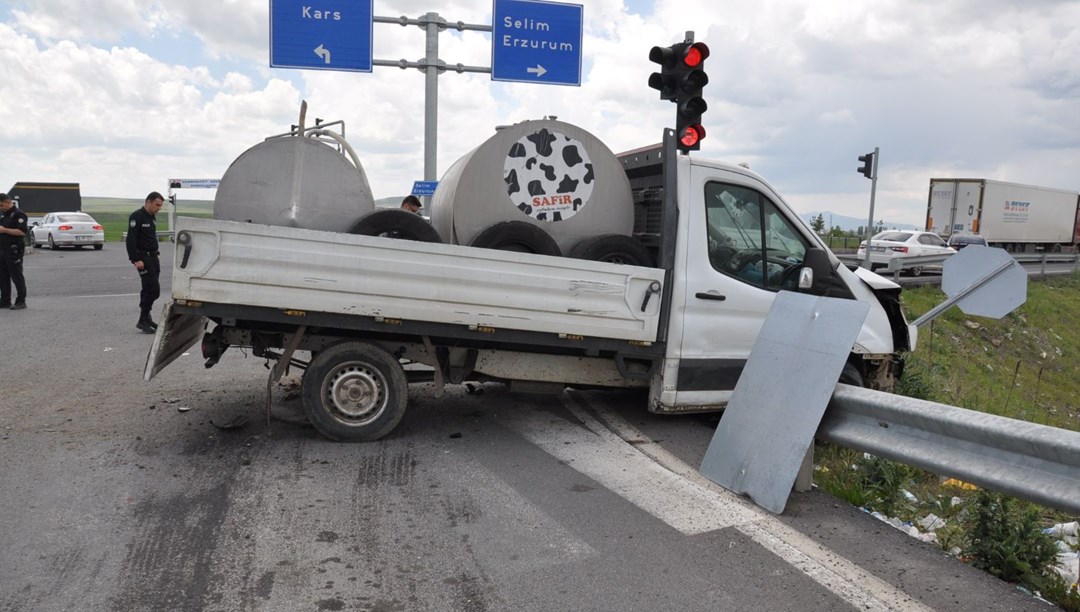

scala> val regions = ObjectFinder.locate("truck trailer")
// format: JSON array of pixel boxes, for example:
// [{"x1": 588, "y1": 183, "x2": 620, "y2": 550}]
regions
[
  {"x1": 145, "y1": 118, "x2": 916, "y2": 443},
  {"x1": 926, "y1": 178, "x2": 1080, "y2": 252}
]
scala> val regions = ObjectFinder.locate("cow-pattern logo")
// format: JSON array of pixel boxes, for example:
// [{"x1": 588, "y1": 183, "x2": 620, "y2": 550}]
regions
[{"x1": 503, "y1": 129, "x2": 595, "y2": 222}]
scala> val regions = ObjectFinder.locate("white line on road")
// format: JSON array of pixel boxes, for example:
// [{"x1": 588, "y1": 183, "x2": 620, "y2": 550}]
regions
[{"x1": 503, "y1": 396, "x2": 933, "y2": 612}]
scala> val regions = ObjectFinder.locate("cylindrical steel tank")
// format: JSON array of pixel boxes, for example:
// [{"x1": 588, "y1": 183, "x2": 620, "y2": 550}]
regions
[
  {"x1": 429, "y1": 119, "x2": 633, "y2": 252},
  {"x1": 214, "y1": 135, "x2": 374, "y2": 232}
]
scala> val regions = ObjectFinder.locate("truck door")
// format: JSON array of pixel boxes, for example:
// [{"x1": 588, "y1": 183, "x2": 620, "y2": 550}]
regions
[{"x1": 671, "y1": 164, "x2": 813, "y2": 407}]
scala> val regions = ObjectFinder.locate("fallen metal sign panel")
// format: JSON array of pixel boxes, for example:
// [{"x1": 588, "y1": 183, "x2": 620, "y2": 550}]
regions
[{"x1": 699, "y1": 291, "x2": 869, "y2": 514}]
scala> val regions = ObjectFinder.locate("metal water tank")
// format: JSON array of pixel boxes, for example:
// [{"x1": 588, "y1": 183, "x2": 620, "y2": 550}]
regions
[
  {"x1": 214, "y1": 134, "x2": 374, "y2": 232},
  {"x1": 429, "y1": 119, "x2": 633, "y2": 253}
]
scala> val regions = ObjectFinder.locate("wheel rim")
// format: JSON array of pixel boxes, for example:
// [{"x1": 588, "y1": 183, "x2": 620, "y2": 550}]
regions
[
  {"x1": 599, "y1": 252, "x2": 634, "y2": 264},
  {"x1": 321, "y1": 360, "x2": 388, "y2": 426}
]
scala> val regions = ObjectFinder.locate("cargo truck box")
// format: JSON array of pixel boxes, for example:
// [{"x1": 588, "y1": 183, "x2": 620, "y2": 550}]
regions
[{"x1": 926, "y1": 178, "x2": 1080, "y2": 252}]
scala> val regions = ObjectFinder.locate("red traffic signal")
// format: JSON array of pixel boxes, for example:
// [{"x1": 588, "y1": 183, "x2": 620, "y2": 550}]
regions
[
  {"x1": 682, "y1": 42, "x2": 709, "y2": 68},
  {"x1": 679, "y1": 125, "x2": 706, "y2": 148}
]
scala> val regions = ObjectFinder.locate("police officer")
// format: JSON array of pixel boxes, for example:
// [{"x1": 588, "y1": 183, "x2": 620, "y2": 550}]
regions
[
  {"x1": 126, "y1": 191, "x2": 164, "y2": 333},
  {"x1": 0, "y1": 193, "x2": 28, "y2": 310}
]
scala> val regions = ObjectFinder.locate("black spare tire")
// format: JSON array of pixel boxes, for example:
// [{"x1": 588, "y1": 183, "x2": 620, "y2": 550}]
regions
[
  {"x1": 349, "y1": 209, "x2": 442, "y2": 243},
  {"x1": 469, "y1": 221, "x2": 561, "y2": 256},
  {"x1": 569, "y1": 234, "x2": 654, "y2": 267}
]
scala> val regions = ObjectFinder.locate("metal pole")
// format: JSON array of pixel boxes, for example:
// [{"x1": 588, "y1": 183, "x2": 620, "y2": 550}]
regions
[
  {"x1": 861, "y1": 147, "x2": 879, "y2": 270},
  {"x1": 423, "y1": 12, "x2": 440, "y2": 208}
]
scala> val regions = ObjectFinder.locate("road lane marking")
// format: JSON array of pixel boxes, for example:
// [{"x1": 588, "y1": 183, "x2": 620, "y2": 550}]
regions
[{"x1": 503, "y1": 396, "x2": 933, "y2": 612}]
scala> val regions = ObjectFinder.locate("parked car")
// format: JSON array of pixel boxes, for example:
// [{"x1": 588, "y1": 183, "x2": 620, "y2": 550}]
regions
[
  {"x1": 947, "y1": 233, "x2": 989, "y2": 250},
  {"x1": 29, "y1": 212, "x2": 105, "y2": 250},
  {"x1": 856, "y1": 230, "x2": 957, "y2": 276}
]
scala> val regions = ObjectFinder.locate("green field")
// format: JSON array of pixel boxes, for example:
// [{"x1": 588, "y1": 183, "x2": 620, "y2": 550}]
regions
[{"x1": 81, "y1": 197, "x2": 213, "y2": 242}]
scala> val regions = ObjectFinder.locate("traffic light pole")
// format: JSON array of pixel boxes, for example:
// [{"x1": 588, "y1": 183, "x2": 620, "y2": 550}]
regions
[
  {"x1": 373, "y1": 14, "x2": 493, "y2": 205},
  {"x1": 862, "y1": 146, "x2": 879, "y2": 270}
]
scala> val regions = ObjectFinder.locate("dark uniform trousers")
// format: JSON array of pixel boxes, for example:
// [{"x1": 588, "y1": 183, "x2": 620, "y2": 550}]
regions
[
  {"x1": 0, "y1": 243, "x2": 26, "y2": 305},
  {"x1": 137, "y1": 251, "x2": 161, "y2": 315}
]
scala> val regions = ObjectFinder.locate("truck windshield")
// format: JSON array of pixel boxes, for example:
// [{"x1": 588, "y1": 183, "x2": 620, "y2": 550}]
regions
[{"x1": 704, "y1": 182, "x2": 809, "y2": 291}]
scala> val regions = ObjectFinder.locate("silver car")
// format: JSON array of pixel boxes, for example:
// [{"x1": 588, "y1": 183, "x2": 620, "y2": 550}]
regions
[
  {"x1": 30, "y1": 212, "x2": 106, "y2": 250},
  {"x1": 856, "y1": 230, "x2": 956, "y2": 276}
]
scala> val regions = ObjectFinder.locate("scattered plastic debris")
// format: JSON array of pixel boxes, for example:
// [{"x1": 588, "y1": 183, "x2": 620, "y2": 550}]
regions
[
  {"x1": 177, "y1": 406, "x2": 191, "y2": 412},
  {"x1": 942, "y1": 478, "x2": 977, "y2": 490},
  {"x1": 918, "y1": 513, "x2": 946, "y2": 531},
  {"x1": 211, "y1": 415, "x2": 248, "y2": 430},
  {"x1": 162, "y1": 398, "x2": 181, "y2": 404}
]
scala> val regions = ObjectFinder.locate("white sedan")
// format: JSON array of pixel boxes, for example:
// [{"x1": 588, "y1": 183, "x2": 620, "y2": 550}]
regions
[
  {"x1": 30, "y1": 212, "x2": 106, "y2": 250},
  {"x1": 856, "y1": 230, "x2": 956, "y2": 276}
]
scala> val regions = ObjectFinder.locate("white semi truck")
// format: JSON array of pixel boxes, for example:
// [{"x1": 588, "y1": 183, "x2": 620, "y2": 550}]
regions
[
  {"x1": 926, "y1": 178, "x2": 1080, "y2": 252},
  {"x1": 144, "y1": 121, "x2": 916, "y2": 442}
]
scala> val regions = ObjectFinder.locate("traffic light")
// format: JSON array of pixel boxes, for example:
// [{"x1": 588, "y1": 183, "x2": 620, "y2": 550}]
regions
[
  {"x1": 857, "y1": 152, "x2": 875, "y2": 179},
  {"x1": 649, "y1": 40, "x2": 710, "y2": 153}
]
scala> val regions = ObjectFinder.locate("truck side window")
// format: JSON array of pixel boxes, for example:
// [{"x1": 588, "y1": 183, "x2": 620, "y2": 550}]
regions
[{"x1": 704, "y1": 182, "x2": 809, "y2": 291}]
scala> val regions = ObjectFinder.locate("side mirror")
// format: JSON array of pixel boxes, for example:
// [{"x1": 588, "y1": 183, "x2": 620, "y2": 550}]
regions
[{"x1": 799, "y1": 248, "x2": 833, "y2": 294}]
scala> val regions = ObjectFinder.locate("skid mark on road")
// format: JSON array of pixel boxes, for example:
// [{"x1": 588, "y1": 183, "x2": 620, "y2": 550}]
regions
[{"x1": 502, "y1": 397, "x2": 933, "y2": 612}]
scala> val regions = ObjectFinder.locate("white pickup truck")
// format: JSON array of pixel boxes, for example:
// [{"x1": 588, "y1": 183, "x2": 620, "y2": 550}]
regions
[{"x1": 145, "y1": 133, "x2": 915, "y2": 442}]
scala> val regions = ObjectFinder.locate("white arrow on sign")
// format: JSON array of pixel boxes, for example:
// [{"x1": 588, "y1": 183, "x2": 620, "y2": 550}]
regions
[
  {"x1": 527, "y1": 64, "x2": 547, "y2": 78},
  {"x1": 314, "y1": 44, "x2": 331, "y2": 64}
]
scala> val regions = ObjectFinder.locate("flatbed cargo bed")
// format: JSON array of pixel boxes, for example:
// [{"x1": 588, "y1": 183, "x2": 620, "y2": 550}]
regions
[{"x1": 171, "y1": 216, "x2": 665, "y2": 343}]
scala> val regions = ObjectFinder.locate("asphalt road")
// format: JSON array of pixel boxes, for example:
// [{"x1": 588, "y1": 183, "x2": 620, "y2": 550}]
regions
[{"x1": 0, "y1": 245, "x2": 1053, "y2": 611}]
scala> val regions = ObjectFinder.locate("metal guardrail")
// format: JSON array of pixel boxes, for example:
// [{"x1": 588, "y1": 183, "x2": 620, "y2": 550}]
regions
[
  {"x1": 820, "y1": 384, "x2": 1080, "y2": 514},
  {"x1": 837, "y1": 251, "x2": 1080, "y2": 282}
]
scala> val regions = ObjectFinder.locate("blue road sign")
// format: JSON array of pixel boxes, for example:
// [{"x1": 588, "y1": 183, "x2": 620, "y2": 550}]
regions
[
  {"x1": 491, "y1": 0, "x2": 583, "y2": 86},
  {"x1": 270, "y1": 0, "x2": 373, "y2": 72},
  {"x1": 411, "y1": 181, "x2": 439, "y2": 197}
]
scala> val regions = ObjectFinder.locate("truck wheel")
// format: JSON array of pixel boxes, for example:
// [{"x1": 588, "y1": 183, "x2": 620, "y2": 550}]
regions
[
  {"x1": 839, "y1": 361, "x2": 864, "y2": 387},
  {"x1": 301, "y1": 341, "x2": 407, "y2": 442},
  {"x1": 349, "y1": 209, "x2": 442, "y2": 243},
  {"x1": 469, "y1": 221, "x2": 561, "y2": 256},
  {"x1": 569, "y1": 234, "x2": 654, "y2": 267}
]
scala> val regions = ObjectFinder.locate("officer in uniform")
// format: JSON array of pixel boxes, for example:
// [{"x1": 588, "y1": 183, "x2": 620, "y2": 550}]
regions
[
  {"x1": 126, "y1": 191, "x2": 164, "y2": 333},
  {"x1": 0, "y1": 193, "x2": 28, "y2": 310}
]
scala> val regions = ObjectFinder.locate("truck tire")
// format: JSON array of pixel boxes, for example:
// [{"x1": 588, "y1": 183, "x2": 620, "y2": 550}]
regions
[
  {"x1": 839, "y1": 361, "x2": 864, "y2": 387},
  {"x1": 348, "y1": 209, "x2": 442, "y2": 243},
  {"x1": 569, "y1": 234, "x2": 654, "y2": 267},
  {"x1": 469, "y1": 221, "x2": 561, "y2": 256},
  {"x1": 301, "y1": 341, "x2": 408, "y2": 442}
]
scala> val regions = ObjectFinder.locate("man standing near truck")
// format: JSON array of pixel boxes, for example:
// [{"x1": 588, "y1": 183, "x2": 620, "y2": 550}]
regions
[
  {"x1": 127, "y1": 192, "x2": 164, "y2": 333},
  {"x1": 0, "y1": 193, "x2": 28, "y2": 310}
]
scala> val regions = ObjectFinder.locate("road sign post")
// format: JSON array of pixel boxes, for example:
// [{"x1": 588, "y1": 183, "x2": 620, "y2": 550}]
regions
[
  {"x1": 270, "y1": 0, "x2": 374, "y2": 72},
  {"x1": 492, "y1": 0, "x2": 583, "y2": 86}
]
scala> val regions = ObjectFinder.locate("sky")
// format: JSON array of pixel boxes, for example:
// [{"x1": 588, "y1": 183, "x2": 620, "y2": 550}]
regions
[{"x1": 1, "y1": 0, "x2": 1078, "y2": 228}]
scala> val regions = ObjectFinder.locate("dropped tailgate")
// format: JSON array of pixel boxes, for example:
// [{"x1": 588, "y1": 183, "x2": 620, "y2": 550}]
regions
[{"x1": 143, "y1": 302, "x2": 207, "y2": 381}]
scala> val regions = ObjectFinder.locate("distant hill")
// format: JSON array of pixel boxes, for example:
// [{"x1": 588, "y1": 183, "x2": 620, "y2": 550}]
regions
[{"x1": 800, "y1": 211, "x2": 920, "y2": 233}]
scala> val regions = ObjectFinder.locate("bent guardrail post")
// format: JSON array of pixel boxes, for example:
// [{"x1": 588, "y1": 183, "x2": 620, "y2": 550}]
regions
[{"x1": 819, "y1": 384, "x2": 1080, "y2": 514}]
